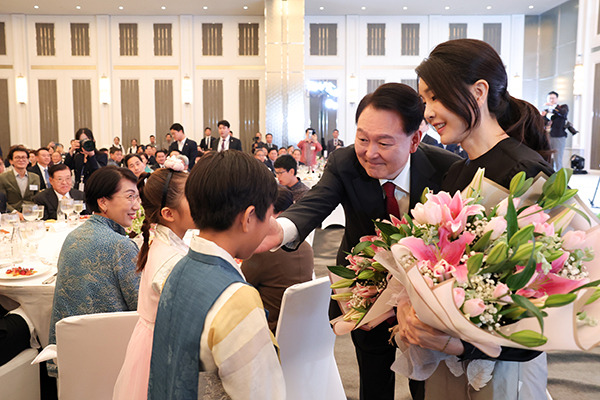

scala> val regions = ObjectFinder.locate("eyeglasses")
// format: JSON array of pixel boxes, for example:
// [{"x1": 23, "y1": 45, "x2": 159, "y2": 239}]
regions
[
  {"x1": 13, "y1": 156, "x2": 28, "y2": 160},
  {"x1": 274, "y1": 170, "x2": 288, "y2": 175},
  {"x1": 116, "y1": 193, "x2": 141, "y2": 203},
  {"x1": 53, "y1": 177, "x2": 72, "y2": 183}
]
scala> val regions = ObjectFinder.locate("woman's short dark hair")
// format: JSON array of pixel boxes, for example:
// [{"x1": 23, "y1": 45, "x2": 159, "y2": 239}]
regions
[
  {"x1": 185, "y1": 150, "x2": 277, "y2": 231},
  {"x1": 75, "y1": 128, "x2": 94, "y2": 141},
  {"x1": 355, "y1": 83, "x2": 424, "y2": 136},
  {"x1": 85, "y1": 166, "x2": 137, "y2": 213},
  {"x1": 416, "y1": 39, "x2": 551, "y2": 161}
]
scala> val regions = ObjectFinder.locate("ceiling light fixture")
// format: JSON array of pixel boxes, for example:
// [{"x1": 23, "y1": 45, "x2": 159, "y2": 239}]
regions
[
  {"x1": 486, "y1": 5, "x2": 492, "y2": 9},
  {"x1": 75, "y1": 5, "x2": 81, "y2": 9},
  {"x1": 203, "y1": 6, "x2": 208, "y2": 10},
  {"x1": 118, "y1": 6, "x2": 123, "y2": 10},
  {"x1": 243, "y1": 5, "x2": 248, "y2": 10},
  {"x1": 319, "y1": 6, "x2": 324, "y2": 10},
  {"x1": 403, "y1": 6, "x2": 408, "y2": 10},
  {"x1": 361, "y1": 6, "x2": 366, "y2": 10},
  {"x1": 161, "y1": 6, "x2": 166, "y2": 10},
  {"x1": 445, "y1": 6, "x2": 450, "y2": 10},
  {"x1": 529, "y1": 5, "x2": 534, "y2": 9},
  {"x1": 33, "y1": 5, "x2": 39, "y2": 9}
]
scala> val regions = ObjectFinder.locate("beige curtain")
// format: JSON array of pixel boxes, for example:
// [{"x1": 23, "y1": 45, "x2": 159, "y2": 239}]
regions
[
  {"x1": 310, "y1": 24, "x2": 337, "y2": 56},
  {"x1": 121, "y1": 80, "x2": 140, "y2": 145},
  {"x1": 367, "y1": 79, "x2": 385, "y2": 94},
  {"x1": 202, "y1": 24, "x2": 223, "y2": 56},
  {"x1": 70, "y1": 23, "x2": 90, "y2": 56},
  {"x1": 367, "y1": 24, "x2": 386, "y2": 56},
  {"x1": 239, "y1": 80, "x2": 260, "y2": 152},
  {"x1": 401, "y1": 24, "x2": 420, "y2": 56},
  {"x1": 155, "y1": 80, "x2": 174, "y2": 138},
  {"x1": 154, "y1": 24, "x2": 173, "y2": 56},
  {"x1": 203, "y1": 79, "x2": 223, "y2": 133},
  {"x1": 483, "y1": 23, "x2": 502, "y2": 55},
  {"x1": 119, "y1": 24, "x2": 138, "y2": 56},
  {"x1": 449, "y1": 24, "x2": 467, "y2": 40},
  {"x1": 0, "y1": 22, "x2": 6, "y2": 55},
  {"x1": 73, "y1": 80, "x2": 92, "y2": 131},
  {"x1": 36, "y1": 23, "x2": 56, "y2": 56},
  {"x1": 39, "y1": 80, "x2": 59, "y2": 144},
  {"x1": 0, "y1": 79, "x2": 10, "y2": 152}
]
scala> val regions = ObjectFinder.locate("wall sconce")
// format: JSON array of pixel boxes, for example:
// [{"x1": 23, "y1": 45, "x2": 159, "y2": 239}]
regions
[
  {"x1": 573, "y1": 64, "x2": 584, "y2": 96},
  {"x1": 347, "y1": 74, "x2": 358, "y2": 104},
  {"x1": 16, "y1": 75, "x2": 27, "y2": 104},
  {"x1": 99, "y1": 75, "x2": 111, "y2": 104},
  {"x1": 182, "y1": 75, "x2": 193, "y2": 104}
]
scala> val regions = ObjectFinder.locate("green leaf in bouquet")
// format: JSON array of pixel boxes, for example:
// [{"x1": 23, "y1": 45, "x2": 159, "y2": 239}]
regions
[
  {"x1": 374, "y1": 220, "x2": 400, "y2": 238},
  {"x1": 390, "y1": 233, "x2": 405, "y2": 242},
  {"x1": 420, "y1": 187, "x2": 430, "y2": 204},
  {"x1": 505, "y1": 195, "x2": 519, "y2": 242},
  {"x1": 328, "y1": 265, "x2": 360, "y2": 279},
  {"x1": 482, "y1": 259, "x2": 514, "y2": 275},
  {"x1": 352, "y1": 241, "x2": 371, "y2": 255},
  {"x1": 486, "y1": 241, "x2": 509, "y2": 265},
  {"x1": 362, "y1": 246, "x2": 376, "y2": 258},
  {"x1": 559, "y1": 188, "x2": 579, "y2": 204},
  {"x1": 507, "y1": 251, "x2": 537, "y2": 291},
  {"x1": 509, "y1": 172, "x2": 525, "y2": 196},
  {"x1": 508, "y1": 224, "x2": 535, "y2": 248},
  {"x1": 550, "y1": 168, "x2": 568, "y2": 198},
  {"x1": 543, "y1": 293, "x2": 577, "y2": 308},
  {"x1": 467, "y1": 253, "x2": 484, "y2": 276},
  {"x1": 508, "y1": 330, "x2": 548, "y2": 347},
  {"x1": 330, "y1": 278, "x2": 355, "y2": 289},
  {"x1": 585, "y1": 288, "x2": 600, "y2": 305},
  {"x1": 471, "y1": 230, "x2": 493, "y2": 252},
  {"x1": 357, "y1": 269, "x2": 375, "y2": 280},
  {"x1": 371, "y1": 261, "x2": 388, "y2": 272},
  {"x1": 545, "y1": 250, "x2": 565, "y2": 263},
  {"x1": 510, "y1": 242, "x2": 543, "y2": 264},
  {"x1": 568, "y1": 279, "x2": 600, "y2": 293},
  {"x1": 331, "y1": 292, "x2": 353, "y2": 301},
  {"x1": 561, "y1": 203, "x2": 592, "y2": 226},
  {"x1": 510, "y1": 294, "x2": 545, "y2": 332},
  {"x1": 515, "y1": 177, "x2": 534, "y2": 198},
  {"x1": 372, "y1": 240, "x2": 389, "y2": 249}
]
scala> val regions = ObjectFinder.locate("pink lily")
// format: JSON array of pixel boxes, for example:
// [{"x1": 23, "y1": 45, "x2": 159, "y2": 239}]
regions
[{"x1": 516, "y1": 271, "x2": 588, "y2": 298}]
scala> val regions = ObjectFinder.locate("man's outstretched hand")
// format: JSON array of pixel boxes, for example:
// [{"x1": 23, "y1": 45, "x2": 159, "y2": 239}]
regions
[{"x1": 254, "y1": 217, "x2": 284, "y2": 254}]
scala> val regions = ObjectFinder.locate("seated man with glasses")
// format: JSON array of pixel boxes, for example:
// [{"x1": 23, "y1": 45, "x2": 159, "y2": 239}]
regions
[
  {"x1": 0, "y1": 145, "x2": 41, "y2": 214},
  {"x1": 33, "y1": 164, "x2": 87, "y2": 220}
]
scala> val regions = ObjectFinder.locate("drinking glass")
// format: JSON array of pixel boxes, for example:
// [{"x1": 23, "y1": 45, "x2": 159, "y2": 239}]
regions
[
  {"x1": 22, "y1": 204, "x2": 39, "y2": 222},
  {"x1": 73, "y1": 200, "x2": 84, "y2": 219},
  {"x1": 60, "y1": 198, "x2": 74, "y2": 222},
  {"x1": 36, "y1": 205, "x2": 45, "y2": 221}
]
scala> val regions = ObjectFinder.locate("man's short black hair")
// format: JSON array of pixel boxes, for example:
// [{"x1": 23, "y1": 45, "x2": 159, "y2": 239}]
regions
[
  {"x1": 48, "y1": 163, "x2": 70, "y2": 178},
  {"x1": 123, "y1": 153, "x2": 143, "y2": 167},
  {"x1": 85, "y1": 166, "x2": 137, "y2": 213},
  {"x1": 155, "y1": 149, "x2": 167, "y2": 156},
  {"x1": 185, "y1": 150, "x2": 277, "y2": 231},
  {"x1": 35, "y1": 147, "x2": 49, "y2": 155},
  {"x1": 110, "y1": 147, "x2": 123, "y2": 155},
  {"x1": 273, "y1": 154, "x2": 297, "y2": 175},
  {"x1": 266, "y1": 133, "x2": 273, "y2": 138},
  {"x1": 205, "y1": 127, "x2": 211, "y2": 131},
  {"x1": 170, "y1": 123, "x2": 184, "y2": 133},
  {"x1": 150, "y1": 135, "x2": 155, "y2": 138},
  {"x1": 7, "y1": 145, "x2": 28, "y2": 161},
  {"x1": 548, "y1": 91, "x2": 559, "y2": 98},
  {"x1": 217, "y1": 120, "x2": 230, "y2": 128}
]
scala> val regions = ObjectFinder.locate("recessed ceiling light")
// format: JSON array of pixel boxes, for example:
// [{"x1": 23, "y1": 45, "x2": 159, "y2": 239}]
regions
[
  {"x1": 486, "y1": 5, "x2": 492, "y2": 9},
  {"x1": 118, "y1": 6, "x2": 123, "y2": 10},
  {"x1": 403, "y1": 6, "x2": 408, "y2": 10},
  {"x1": 203, "y1": 6, "x2": 208, "y2": 10},
  {"x1": 319, "y1": 6, "x2": 324, "y2": 10},
  {"x1": 361, "y1": 6, "x2": 366, "y2": 10},
  {"x1": 161, "y1": 6, "x2": 166, "y2": 9},
  {"x1": 445, "y1": 6, "x2": 450, "y2": 10},
  {"x1": 33, "y1": 5, "x2": 39, "y2": 9},
  {"x1": 75, "y1": 5, "x2": 81, "y2": 9},
  {"x1": 243, "y1": 5, "x2": 248, "y2": 10},
  {"x1": 529, "y1": 5, "x2": 534, "y2": 9}
]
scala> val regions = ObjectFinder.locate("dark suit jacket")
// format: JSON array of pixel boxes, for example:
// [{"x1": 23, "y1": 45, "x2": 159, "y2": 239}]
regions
[
  {"x1": 73, "y1": 152, "x2": 108, "y2": 185},
  {"x1": 0, "y1": 171, "x2": 41, "y2": 212},
  {"x1": 27, "y1": 164, "x2": 50, "y2": 190},
  {"x1": 421, "y1": 134, "x2": 442, "y2": 147},
  {"x1": 199, "y1": 136, "x2": 216, "y2": 151},
  {"x1": 264, "y1": 159, "x2": 275, "y2": 173},
  {"x1": 0, "y1": 192, "x2": 6, "y2": 213},
  {"x1": 326, "y1": 138, "x2": 344, "y2": 154},
  {"x1": 169, "y1": 138, "x2": 199, "y2": 169},
  {"x1": 33, "y1": 188, "x2": 86, "y2": 220},
  {"x1": 281, "y1": 143, "x2": 461, "y2": 267},
  {"x1": 211, "y1": 136, "x2": 243, "y2": 152},
  {"x1": 264, "y1": 142, "x2": 278, "y2": 151}
]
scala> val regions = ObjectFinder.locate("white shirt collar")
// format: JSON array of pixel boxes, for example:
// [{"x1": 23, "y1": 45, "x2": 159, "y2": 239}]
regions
[
  {"x1": 13, "y1": 169, "x2": 27, "y2": 179},
  {"x1": 378, "y1": 156, "x2": 410, "y2": 193},
  {"x1": 220, "y1": 135, "x2": 230, "y2": 142},
  {"x1": 154, "y1": 224, "x2": 189, "y2": 255},
  {"x1": 189, "y1": 236, "x2": 245, "y2": 279}
]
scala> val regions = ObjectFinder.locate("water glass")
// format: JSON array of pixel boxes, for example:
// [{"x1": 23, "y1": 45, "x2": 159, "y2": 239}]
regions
[
  {"x1": 22, "y1": 204, "x2": 39, "y2": 222},
  {"x1": 37, "y1": 205, "x2": 45, "y2": 220},
  {"x1": 60, "y1": 198, "x2": 74, "y2": 222},
  {"x1": 73, "y1": 200, "x2": 84, "y2": 219}
]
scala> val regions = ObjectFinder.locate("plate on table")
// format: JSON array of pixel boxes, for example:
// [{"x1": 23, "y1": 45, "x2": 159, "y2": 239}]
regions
[{"x1": 0, "y1": 264, "x2": 52, "y2": 280}]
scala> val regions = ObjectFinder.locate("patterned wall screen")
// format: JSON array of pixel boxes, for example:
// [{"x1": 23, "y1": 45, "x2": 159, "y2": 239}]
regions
[
  {"x1": 155, "y1": 80, "x2": 174, "y2": 137},
  {"x1": 121, "y1": 80, "x2": 140, "y2": 144},
  {"x1": 203, "y1": 79, "x2": 223, "y2": 132},
  {"x1": 70, "y1": 23, "x2": 90, "y2": 56},
  {"x1": 36, "y1": 23, "x2": 56, "y2": 56},
  {"x1": 72, "y1": 79, "x2": 92, "y2": 131},
  {"x1": 239, "y1": 23, "x2": 259, "y2": 56},
  {"x1": 154, "y1": 24, "x2": 173, "y2": 56},
  {"x1": 0, "y1": 79, "x2": 10, "y2": 152},
  {"x1": 483, "y1": 23, "x2": 502, "y2": 55},
  {"x1": 119, "y1": 23, "x2": 138, "y2": 56},
  {"x1": 367, "y1": 24, "x2": 385, "y2": 56},
  {"x1": 310, "y1": 24, "x2": 337, "y2": 56},
  {"x1": 401, "y1": 24, "x2": 420, "y2": 56},
  {"x1": 0, "y1": 23, "x2": 6, "y2": 55},
  {"x1": 367, "y1": 79, "x2": 385, "y2": 93},
  {"x1": 202, "y1": 24, "x2": 223, "y2": 56},
  {"x1": 449, "y1": 23, "x2": 467, "y2": 40},
  {"x1": 38, "y1": 80, "x2": 59, "y2": 144},
  {"x1": 239, "y1": 79, "x2": 260, "y2": 152}
]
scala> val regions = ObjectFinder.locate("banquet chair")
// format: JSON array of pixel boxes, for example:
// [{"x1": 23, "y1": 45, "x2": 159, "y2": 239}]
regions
[
  {"x1": 275, "y1": 277, "x2": 346, "y2": 400},
  {"x1": 0, "y1": 348, "x2": 40, "y2": 400},
  {"x1": 34, "y1": 311, "x2": 138, "y2": 400}
]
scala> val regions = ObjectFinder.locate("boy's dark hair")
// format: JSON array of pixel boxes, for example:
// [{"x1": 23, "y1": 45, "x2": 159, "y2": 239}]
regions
[
  {"x1": 274, "y1": 186, "x2": 294, "y2": 214},
  {"x1": 186, "y1": 150, "x2": 277, "y2": 231},
  {"x1": 169, "y1": 123, "x2": 184, "y2": 133},
  {"x1": 48, "y1": 163, "x2": 70, "y2": 177},
  {"x1": 274, "y1": 154, "x2": 297, "y2": 175},
  {"x1": 85, "y1": 166, "x2": 137, "y2": 213},
  {"x1": 217, "y1": 120, "x2": 230, "y2": 128}
]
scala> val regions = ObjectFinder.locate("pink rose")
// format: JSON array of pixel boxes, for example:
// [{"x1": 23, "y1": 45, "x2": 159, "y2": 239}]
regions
[
  {"x1": 562, "y1": 230, "x2": 587, "y2": 251},
  {"x1": 463, "y1": 298, "x2": 486, "y2": 317},
  {"x1": 483, "y1": 216, "x2": 507, "y2": 240},
  {"x1": 453, "y1": 287, "x2": 465, "y2": 308},
  {"x1": 354, "y1": 284, "x2": 378, "y2": 298},
  {"x1": 492, "y1": 283, "x2": 511, "y2": 302},
  {"x1": 518, "y1": 204, "x2": 549, "y2": 228}
]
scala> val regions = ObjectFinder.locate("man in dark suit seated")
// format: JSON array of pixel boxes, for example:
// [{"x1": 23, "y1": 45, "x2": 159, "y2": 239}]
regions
[
  {"x1": 27, "y1": 147, "x2": 52, "y2": 190},
  {"x1": 212, "y1": 120, "x2": 243, "y2": 152},
  {"x1": 0, "y1": 146, "x2": 41, "y2": 213},
  {"x1": 169, "y1": 123, "x2": 199, "y2": 169},
  {"x1": 33, "y1": 164, "x2": 86, "y2": 220},
  {"x1": 326, "y1": 128, "x2": 344, "y2": 155},
  {"x1": 256, "y1": 83, "x2": 461, "y2": 400}
]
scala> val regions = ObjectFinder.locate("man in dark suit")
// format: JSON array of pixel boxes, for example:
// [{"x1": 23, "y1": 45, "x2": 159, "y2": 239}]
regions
[
  {"x1": 169, "y1": 123, "x2": 199, "y2": 169},
  {"x1": 27, "y1": 147, "x2": 52, "y2": 190},
  {"x1": 264, "y1": 133, "x2": 278, "y2": 151},
  {"x1": 257, "y1": 83, "x2": 461, "y2": 400},
  {"x1": 199, "y1": 127, "x2": 215, "y2": 152},
  {"x1": 212, "y1": 120, "x2": 242, "y2": 152},
  {"x1": 33, "y1": 164, "x2": 86, "y2": 220},
  {"x1": 0, "y1": 146, "x2": 41, "y2": 213},
  {"x1": 326, "y1": 129, "x2": 344, "y2": 155}
]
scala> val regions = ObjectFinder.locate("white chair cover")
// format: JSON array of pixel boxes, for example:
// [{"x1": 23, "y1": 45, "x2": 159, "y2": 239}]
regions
[
  {"x1": 276, "y1": 277, "x2": 346, "y2": 400},
  {"x1": 54, "y1": 311, "x2": 138, "y2": 400},
  {"x1": 0, "y1": 348, "x2": 40, "y2": 400}
]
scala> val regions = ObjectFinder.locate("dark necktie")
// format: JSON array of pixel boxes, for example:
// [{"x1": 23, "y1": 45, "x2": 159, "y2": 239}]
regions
[
  {"x1": 383, "y1": 181, "x2": 400, "y2": 219},
  {"x1": 44, "y1": 168, "x2": 51, "y2": 188}
]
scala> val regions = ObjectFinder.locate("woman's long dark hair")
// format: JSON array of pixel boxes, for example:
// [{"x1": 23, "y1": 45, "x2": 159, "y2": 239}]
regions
[
  {"x1": 416, "y1": 39, "x2": 551, "y2": 162},
  {"x1": 135, "y1": 169, "x2": 187, "y2": 272}
]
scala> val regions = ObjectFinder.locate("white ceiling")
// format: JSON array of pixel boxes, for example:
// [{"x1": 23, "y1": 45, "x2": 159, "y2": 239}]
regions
[{"x1": 0, "y1": 0, "x2": 570, "y2": 17}]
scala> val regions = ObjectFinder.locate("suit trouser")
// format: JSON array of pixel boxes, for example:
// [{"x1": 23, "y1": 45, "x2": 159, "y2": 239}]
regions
[{"x1": 0, "y1": 307, "x2": 30, "y2": 366}]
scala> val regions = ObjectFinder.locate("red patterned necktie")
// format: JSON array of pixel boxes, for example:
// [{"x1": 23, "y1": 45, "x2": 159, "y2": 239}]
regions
[
  {"x1": 382, "y1": 181, "x2": 400, "y2": 219},
  {"x1": 221, "y1": 139, "x2": 225, "y2": 152}
]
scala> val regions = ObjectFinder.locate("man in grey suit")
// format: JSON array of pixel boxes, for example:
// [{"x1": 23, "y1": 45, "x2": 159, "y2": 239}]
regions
[
  {"x1": 0, "y1": 146, "x2": 41, "y2": 214},
  {"x1": 33, "y1": 164, "x2": 86, "y2": 220},
  {"x1": 257, "y1": 83, "x2": 460, "y2": 400}
]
